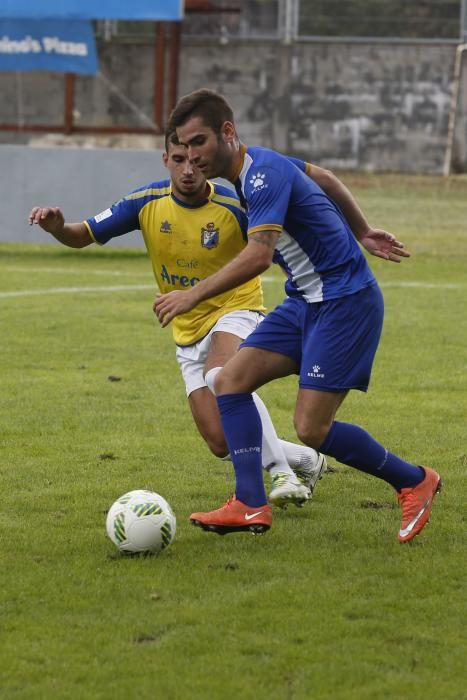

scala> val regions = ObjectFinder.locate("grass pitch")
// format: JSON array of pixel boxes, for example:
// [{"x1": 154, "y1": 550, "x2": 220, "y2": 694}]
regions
[{"x1": 1, "y1": 175, "x2": 466, "y2": 699}]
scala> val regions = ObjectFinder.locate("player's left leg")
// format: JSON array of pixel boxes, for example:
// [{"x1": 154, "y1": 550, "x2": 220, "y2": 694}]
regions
[
  {"x1": 294, "y1": 385, "x2": 432, "y2": 490},
  {"x1": 294, "y1": 388, "x2": 441, "y2": 542},
  {"x1": 294, "y1": 285, "x2": 441, "y2": 542}
]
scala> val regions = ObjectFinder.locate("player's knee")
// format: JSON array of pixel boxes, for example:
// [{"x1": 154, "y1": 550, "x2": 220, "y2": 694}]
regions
[
  {"x1": 294, "y1": 417, "x2": 330, "y2": 450},
  {"x1": 214, "y1": 364, "x2": 255, "y2": 395},
  {"x1": 213, "y1": 367, "x2": 233, "y2": 395}
]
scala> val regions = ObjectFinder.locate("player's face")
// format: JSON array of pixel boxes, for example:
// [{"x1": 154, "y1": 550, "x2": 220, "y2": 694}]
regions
[
  {"x1": 163, "y1": 142, "x2": 208, "y2": 201},
  {"x1": 176, "y1": 116, "x2": 234, "y2": 179}
]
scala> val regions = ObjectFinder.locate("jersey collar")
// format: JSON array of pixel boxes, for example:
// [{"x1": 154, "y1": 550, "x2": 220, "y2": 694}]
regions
[{"x1": 170, "y1": 181, "x2": 214, "y2": 209}]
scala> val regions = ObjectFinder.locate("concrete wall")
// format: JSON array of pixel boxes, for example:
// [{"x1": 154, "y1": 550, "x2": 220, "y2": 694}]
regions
[
  {"x1": 0, "y1": 145, "x2": 168, "y2": 247},
  {"x1": 1, "y1": 39, "x2": 465, "y2": 172},
  {"x1": 178, "y1": 41, "x2": 458, "y2": 173}
]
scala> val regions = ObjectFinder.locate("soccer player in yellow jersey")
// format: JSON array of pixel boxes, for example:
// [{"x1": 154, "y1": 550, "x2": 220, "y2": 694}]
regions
[{"x1": 28, "y1": 131, "x2": 327, "y2": 508}]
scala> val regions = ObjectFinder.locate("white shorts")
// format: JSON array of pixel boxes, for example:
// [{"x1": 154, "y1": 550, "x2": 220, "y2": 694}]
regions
[{"x1": 175, "y1": 310, "x2": 265, "y2": 397}]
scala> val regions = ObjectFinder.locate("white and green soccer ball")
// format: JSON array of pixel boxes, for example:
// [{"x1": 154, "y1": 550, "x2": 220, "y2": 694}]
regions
[{"x1": 106, "y1": 490, "x2": 176, "y2": 554}]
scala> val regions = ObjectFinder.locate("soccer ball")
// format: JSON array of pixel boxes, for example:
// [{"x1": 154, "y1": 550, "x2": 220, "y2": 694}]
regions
[{"x1": 106, "y1": 489, "x2": 176, "y2": 554}]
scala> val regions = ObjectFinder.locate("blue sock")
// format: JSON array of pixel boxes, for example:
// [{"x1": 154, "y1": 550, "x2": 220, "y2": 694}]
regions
[
  {"x1": 319, "y1": 421, "x2": 424, "y2": 492},
  {"x1": 217, "y1": 393, "x2": 267, "y2": 507}
]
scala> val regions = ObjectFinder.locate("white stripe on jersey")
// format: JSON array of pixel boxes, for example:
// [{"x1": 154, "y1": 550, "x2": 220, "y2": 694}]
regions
[
  {"x1": 239, "y1": 153, "x2": 254, "y2": 190},
  {"x1": 276, "y1": 229, "x2": 324, "y2": 302},
  {"x1": 239, "y1": 153, "x2": 324, "y2": 302}
]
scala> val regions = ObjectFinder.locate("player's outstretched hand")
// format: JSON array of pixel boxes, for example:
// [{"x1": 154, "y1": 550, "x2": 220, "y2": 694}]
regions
[
  {"x1": 28, "y1": 207, "x2": 65, "y2": 235},
  {"x1": 153, "y1": 290, "x2": 197, "y2": 327},
  {"x1": 359, "y1": 228, "x2": 410, "y2": 263}
]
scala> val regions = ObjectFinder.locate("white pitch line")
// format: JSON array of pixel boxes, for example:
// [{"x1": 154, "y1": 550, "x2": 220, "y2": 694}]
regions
[
  {"x1": 0, "y1": 279, "x2": 463, "y2": 300},
  {"x1": 3, "y1": 265, "x2": 463, "y2": 290},
  {"x1": 0, "y1": 284, "x2": 155, "y2": 298},
  {"x1": 379, "y1": 281, "x2": 463, "y2": 290},
  {"x1": 4, "y1": 265, "x2": 152, "y2": 278}
]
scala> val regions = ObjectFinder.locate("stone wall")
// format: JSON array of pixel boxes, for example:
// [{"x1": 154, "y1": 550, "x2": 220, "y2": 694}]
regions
[
  {"x1": 1, "y1": 38, "x2": 465, "y2": 172},
  {"x1": 177, "y1": 41, "x2": 459, "y2": 173}
]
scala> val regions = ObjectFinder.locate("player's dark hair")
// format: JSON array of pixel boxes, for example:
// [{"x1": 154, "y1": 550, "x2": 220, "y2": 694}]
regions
[
  {"x1": 164, "y1": 128, "x2": 180, "y2": 152},
  {"x1": 167, "y1": 89, "x2": 234, "y2": 136}
]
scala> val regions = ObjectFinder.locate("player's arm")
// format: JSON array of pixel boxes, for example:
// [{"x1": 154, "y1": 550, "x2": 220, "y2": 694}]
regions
[
  {"x1": 303, "y1": 162, "x2": 409, "y2": 263},
  {"x1": 28, "y1": 207, "x2": 93, "y2": 248},
  {"x1": 303, "y1": 163, "x2": 369, "y2": 238},
  {"x1": 154, "y1": 229, "x2": 279, "y2": 327}
]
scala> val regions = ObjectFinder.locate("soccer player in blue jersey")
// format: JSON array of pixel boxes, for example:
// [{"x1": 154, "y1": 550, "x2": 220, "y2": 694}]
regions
[
  {"x1": 28, "y1": 131, "x2": 327, "y2": 508},
  {"x1": 154, "y1": 89, "x2": 442, "y2": 542}
]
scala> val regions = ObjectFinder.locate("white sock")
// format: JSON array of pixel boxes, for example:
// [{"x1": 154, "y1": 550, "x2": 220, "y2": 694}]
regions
[
  {"x1": 204, "y1": 366, "x2": 221, "y2": 395},
  {"x1": 251, "y1": 392, "x2": 296, "y2": 477},
  {"x1": 280, "y1": 440, "x2": 319, "y2": 469},
  {"x1": 205, "y1": 366, "x2": 295, "y2": 478}
]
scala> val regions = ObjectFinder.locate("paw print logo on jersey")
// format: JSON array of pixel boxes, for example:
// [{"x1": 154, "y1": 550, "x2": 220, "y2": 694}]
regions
[
  {"x1": 249, "y1": 172, "x2": 267, "y2": 190},
  {"x1": 313, "y1": 365, "x2": 320, "y2": 373}
]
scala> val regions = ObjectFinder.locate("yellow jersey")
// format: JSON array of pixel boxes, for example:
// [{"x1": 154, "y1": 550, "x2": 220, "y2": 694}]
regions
[{"x1": 85, "y1": 179, "x2": 265, "y2": 345}]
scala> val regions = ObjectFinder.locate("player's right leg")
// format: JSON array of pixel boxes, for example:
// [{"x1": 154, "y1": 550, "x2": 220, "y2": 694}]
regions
[
  {"x1": 176, "y1": 312, "x2": 315, "y2": 523},
  {"x1": 190, "y1": 388, "x2": 270, "y2": 534},
  {"x1": 190, "y1": 496, "x2": 272, "y2": 535},
  {"x1": 188, "y1": 383, "x2": 316, "y2": 508},
  {"x1": 204, "y1": 315, "x2": 317, "y2": 508},
  {"x1": 205, "y1": 366, "x2": 310, "y2": 508},
  {"x1": 199, "y1": 344, "x2": 300, "y2": 530},
  {"x1": 187, "y1": 387, "x2": 289, "y2": 532}
]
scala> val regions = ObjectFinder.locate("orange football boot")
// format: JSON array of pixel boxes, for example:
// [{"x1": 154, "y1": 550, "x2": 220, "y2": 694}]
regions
[
  {"x1": 190, "y1": 496, "x2": 272, "y2": 535},
  {"x1": 397, "y1": 466, "x2": 442, "y2": 543}
]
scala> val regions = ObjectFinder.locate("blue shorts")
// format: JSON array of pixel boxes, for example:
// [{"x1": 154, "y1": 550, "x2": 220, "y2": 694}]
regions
[{"x1": 240, "y1": 284, "x2": 384, "y2": 392}]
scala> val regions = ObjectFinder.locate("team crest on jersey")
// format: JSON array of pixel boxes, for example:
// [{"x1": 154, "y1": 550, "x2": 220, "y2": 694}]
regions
[
  {"x1": 160, "y1": 220, "x2": 172, "y2": 233},
  {"x1": 200, "y1": 222, "x2": 219, "y2": 249}
]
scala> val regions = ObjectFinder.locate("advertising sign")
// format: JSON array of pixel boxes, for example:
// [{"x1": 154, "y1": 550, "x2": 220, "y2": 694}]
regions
[{"x1": 0, "y1": 19, "x2": 98, "y2": 74}]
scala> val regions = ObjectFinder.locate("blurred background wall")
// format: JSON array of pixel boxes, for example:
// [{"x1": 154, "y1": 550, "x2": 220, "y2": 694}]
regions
[
  {"x1": 1, "y1": 0, "x2": 466, "y2": 173},
  {"x1": 1, "y1": 41, "x2": 462, "y2": 173},
  {"x1": 2, "y1": 0, "x2": 467, "y2": 244}
]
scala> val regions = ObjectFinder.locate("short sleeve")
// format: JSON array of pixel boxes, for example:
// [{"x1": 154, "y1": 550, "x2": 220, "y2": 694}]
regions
[
  {"x1": 244, "y1": 166, "x2": 292, "y2": 235},
  {"x1": 86, "y1": 196, "x2": 140, "y2": 245},
  {"x1": 286, "y1": 156, "x2": 313, "y2": 177}
]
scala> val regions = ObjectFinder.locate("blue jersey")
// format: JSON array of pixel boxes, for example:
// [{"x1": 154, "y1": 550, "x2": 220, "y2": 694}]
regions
[{"x1": 235, "y1": 146, "x2": 376, "y2": 302}]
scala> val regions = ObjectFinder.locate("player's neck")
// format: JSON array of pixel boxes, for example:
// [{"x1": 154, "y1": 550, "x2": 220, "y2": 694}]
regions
[
  {"x1": 171, "y1": 181, "x2": 210, "y2": 205},
  {"x1": 225, "y1": 142, "x2": 247, "y2": 182}
]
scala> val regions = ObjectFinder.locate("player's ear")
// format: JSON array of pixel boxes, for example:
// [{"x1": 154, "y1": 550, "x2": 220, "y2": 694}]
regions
[
  {"x1": 162, "y1": 152, "x2": 169, "y2": 167},
  {"x1": 221, "y1": 121, "x2": 236, "y2": 143}
]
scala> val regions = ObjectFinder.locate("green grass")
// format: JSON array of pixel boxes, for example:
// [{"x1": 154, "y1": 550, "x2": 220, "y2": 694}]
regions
[{"x1": 1, "y1": 174, "x2": 466, "y2": 699}]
